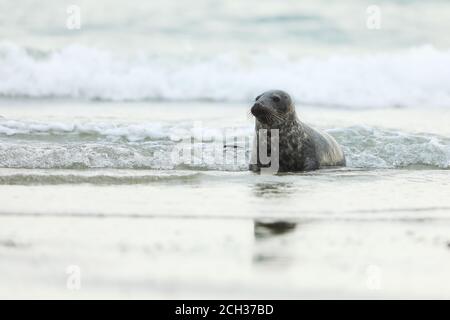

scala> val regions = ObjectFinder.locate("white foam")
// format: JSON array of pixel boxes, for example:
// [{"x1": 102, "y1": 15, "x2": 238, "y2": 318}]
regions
[
  {"x1": 0, "y1": 118, "x2": 251, "y2": 142},
  {"x1": 1, "y1": 42, "x2": 450, "y2": 108},
  {"x1": 1, "y1": 119, "x2": 449, "y2": 170}
]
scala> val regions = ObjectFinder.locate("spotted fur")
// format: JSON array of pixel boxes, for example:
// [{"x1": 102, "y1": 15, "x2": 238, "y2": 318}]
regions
[{"x1": 249, "y1": 90, "x2": 346, "y2": 172}]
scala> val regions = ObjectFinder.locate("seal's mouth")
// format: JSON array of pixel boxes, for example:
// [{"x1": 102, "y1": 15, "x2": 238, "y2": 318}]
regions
[
  {"x1": 251, "y1": 103, "x2": 268, "y2": 119},
  {"x1": 251, "y1": 103, "x2": 277, "y2": 125}
]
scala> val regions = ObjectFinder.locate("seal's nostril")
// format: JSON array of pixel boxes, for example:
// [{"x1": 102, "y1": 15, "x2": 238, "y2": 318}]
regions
[{"x1": 251, "y1": 103, "x2": 262, "y2": 115}]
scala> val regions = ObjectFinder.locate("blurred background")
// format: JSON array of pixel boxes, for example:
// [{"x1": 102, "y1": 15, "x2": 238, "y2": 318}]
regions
[{"x1": 1, "y1": 0, "x2": 450, "y2": 107}]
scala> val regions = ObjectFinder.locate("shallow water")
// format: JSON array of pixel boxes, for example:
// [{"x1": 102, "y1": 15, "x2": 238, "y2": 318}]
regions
[
  {"x1": 1, "y1": 100, "x2": 450, "y2": 170},
  {"x1": 1, "y1": 100, "x2": 450, "y2": 298}
]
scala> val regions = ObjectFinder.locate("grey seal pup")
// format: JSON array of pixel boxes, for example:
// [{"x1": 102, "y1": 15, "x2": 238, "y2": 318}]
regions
[{"x1": 249, "y1": 90, "x2": 345, "y2": 172}]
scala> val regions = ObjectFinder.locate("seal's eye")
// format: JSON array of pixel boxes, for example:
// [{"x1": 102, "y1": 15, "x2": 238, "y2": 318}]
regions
[
  {"x1": 255, "y1": 94, "x2": 262, "y2": 101},
  {"x1": 272, "y1": 96, "x2": 281, "y2": 102}
]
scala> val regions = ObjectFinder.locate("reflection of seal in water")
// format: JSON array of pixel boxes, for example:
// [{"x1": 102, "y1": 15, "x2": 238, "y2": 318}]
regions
[{"x1": 249, "y1": 90, "x2": 346, "y2": 172}]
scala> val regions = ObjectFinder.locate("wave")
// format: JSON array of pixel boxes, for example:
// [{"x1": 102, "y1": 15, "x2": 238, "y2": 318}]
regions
[
  {"x1": 0, "y1": 170, "x2": 202, "y2": 185},
  {"x1": 331, "y1": 126, "x2": 450, "y2": 169},
  {"x1": 1, "y1": 42, "x2": 450, "y2": 108},
  {"x1": 1, "y1": 120, "x2": 449, "y2": 170},
  {"x1": 0, "y1": 118, "x2": 251, "y2": 142}
]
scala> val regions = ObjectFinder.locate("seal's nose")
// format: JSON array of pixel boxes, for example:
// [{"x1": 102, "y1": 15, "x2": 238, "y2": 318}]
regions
[{"x1": 251, "y1": 102, "x2": 263, "y2": 116}]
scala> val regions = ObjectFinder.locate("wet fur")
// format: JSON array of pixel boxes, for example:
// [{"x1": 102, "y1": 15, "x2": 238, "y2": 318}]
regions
[{"x1": 249, "y1": 90, "x2": 346, "y2": 172}]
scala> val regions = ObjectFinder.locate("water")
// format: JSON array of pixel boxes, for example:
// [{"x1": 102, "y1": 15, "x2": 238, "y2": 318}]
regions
[
  {"x1": 1, "y1": 0, "x2": 450, "y2": 298},
  {"x1": 2, "y1": 0, "x2": 450, "y2": 107},
  {"x1": 1, "y1": 101, "x2": 450, "y2": 171}
]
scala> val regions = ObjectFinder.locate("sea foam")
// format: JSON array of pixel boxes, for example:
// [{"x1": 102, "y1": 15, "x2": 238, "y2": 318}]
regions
[
  {"x1": 1, "y1": 42, "x2": 450, "y2": 108},
  {"x1": 1, "y1": 118, "x2": 449, "y2": 170}
]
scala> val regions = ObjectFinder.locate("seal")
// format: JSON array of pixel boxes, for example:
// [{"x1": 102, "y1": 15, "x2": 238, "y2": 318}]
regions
[{"x1": 249, "y1": 90, "x2": 345, "y2": 172}]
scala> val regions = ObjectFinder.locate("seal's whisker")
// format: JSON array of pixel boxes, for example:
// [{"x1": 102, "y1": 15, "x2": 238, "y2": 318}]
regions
[
  {"x1": 271, "y1": 113, "x2": 285, "y2": 123},
  {"x1": 263, "y1": 113, "x2": 270, "y2": 124},
  {"x1": 250, "y1": 90, "x2": 346, "y2": 173},
  {"x1": 267, "y1": 111, "x2": 285, "y2": 124},
  {"x1": 251, "y1": 106, "x2": 286, "y2": 125}
]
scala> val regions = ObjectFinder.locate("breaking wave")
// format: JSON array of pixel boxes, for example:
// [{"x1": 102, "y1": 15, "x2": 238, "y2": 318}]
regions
[
  {"x1": 1, "y1": 118, "x2": 449, "y2": 170},
  {"x1": 1, "y1": 42, "x2": 450, "y2": 108}
]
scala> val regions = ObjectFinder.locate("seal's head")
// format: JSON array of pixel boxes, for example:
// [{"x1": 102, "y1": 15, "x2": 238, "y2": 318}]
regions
[{"x1": 250, "y1": 90, "x2": 295, "y2": 127}]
